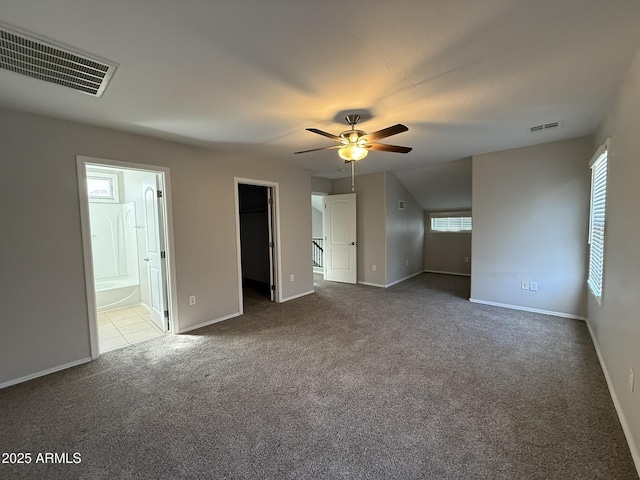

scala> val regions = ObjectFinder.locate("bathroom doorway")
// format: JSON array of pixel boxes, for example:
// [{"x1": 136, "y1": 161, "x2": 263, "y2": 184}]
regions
[{"x1": 77, "y1": 157, "x2": 176, "y2": 356}]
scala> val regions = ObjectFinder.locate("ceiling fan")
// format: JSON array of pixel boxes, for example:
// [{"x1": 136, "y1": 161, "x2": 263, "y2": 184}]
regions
[{"x1": 295, "y1": 114, "x2": 412, "y2": 190}]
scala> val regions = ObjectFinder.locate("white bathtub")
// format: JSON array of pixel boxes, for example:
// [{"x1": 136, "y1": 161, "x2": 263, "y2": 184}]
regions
[{"x1": 95, "y1": 276, "x2": 141, "y2": 312}]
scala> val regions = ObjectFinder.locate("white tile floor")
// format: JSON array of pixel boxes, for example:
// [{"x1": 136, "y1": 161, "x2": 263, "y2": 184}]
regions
[{"x1": 98, "y1": 305, "x2": 164, "y2": 352}]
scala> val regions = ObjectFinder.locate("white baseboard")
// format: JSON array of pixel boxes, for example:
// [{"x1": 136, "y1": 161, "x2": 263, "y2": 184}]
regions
[
  {"x1": 358, "y1": 281, "x2": 386, "y2": 288},
  {"x1": 358, "y1": 271, "x2": 423, "y2": 289},
  {"x1": 0, "y1": 357, "x2": 92, "y2": 390},
  {"x1": 424, "y1": 269, "x2": 471, "y2": 277},
  {"x1": 281, "y1": 290, "x2": 314, "y2": 302},
  {"x1": 386, "y1": 271, "x2": 424, "y2": 288},
  {"x1": 586, "y1": 320, "x2": 640, "y2": 477},
  {"x1": 177, "y1": 312, "x2": 241, "y2": 334},
  {"x1": 468, "y1": 298, "x2": 587, "y2": 321}
]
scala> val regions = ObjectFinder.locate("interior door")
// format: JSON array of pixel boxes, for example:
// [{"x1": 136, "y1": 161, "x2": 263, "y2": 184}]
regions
[
  {"x1": 325, "y1": 193, "x2": 357, "y2": 284},
  {"x1": 143, "y1": 175, "x2": 169, "y2": 332}
]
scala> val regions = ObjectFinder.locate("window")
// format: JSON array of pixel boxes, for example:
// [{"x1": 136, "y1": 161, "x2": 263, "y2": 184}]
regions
[
  {"x1": 430, "y1": 211, "x2": 472, "y2": 232},
  {"x1": 87, "y1": 171, "x2": 119, "y2": 203},
  {"x1": 587, "y1": 139, "x2": 609, "y2": 301}
]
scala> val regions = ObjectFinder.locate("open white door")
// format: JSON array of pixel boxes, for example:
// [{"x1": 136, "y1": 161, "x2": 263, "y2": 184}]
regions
[
  {"x1": 325, "y1": 193, "x2": 357, "y2": 284},
  {"x1": 143, "y1": 175, "x2": 169, "y2": 332}
]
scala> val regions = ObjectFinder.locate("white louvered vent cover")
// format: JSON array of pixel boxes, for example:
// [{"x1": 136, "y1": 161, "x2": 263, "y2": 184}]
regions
[
  {"x1": 0, "y1": 24, "x2": 117, "y2": 97},
  {"x1": 530, "y1": 121, "x2": 561, "y2": 133}
]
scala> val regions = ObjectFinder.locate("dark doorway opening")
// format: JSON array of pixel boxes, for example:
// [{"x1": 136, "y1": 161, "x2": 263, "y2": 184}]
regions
[{"x1": 238, "y1": 184, "x2": 275, "y2": 303}]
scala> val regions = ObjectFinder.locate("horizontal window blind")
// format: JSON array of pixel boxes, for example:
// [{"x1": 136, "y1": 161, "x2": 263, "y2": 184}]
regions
[
  {"x1": 430, "y1": 215, "x2": 472, "y2": 232},
  {"x1": 588, "y1": 151, "x2": 607, "y2": 299}
]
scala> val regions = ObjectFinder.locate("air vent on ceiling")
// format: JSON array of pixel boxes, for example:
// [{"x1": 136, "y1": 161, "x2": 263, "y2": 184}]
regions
[
  {"x1": 530, "y1": 121, "x2": 561, "y2": 133},
  {"x1": 0, "y1": 24, "x2": 117, "y2": 97}
]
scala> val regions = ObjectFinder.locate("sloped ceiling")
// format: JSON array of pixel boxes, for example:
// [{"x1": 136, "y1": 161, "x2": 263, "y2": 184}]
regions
[{"x1": 0, "y1": 0, "x2": 639, "y2": 209}]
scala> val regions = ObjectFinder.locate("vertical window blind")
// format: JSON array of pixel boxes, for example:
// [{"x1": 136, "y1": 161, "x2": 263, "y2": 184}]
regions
[{"x1": 588, "y1": 146, "x2": 608, "y2": 300}]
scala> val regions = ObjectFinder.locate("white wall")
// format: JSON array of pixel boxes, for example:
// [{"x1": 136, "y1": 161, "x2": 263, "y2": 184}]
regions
[
  {"x1": 0, "y1": 107, "x2": 313, "y2": 386},
  {"x1": 471, "y1": 136, "x2": 592, "y2": 318},
  {"x1": 332, "y1": 172, "x2": 387, "y2": 286},
  {"x1": 589, "y1": 48, "x2": 640, "y2": 471},
  {"x1": 385, "y1": 172, "x2": 424, "y2": 285},
  {"x1": 424, "y1": 212, "x2": 472, "y2": 275},
  {"x1": 311, "y1": 207, "x2": 323, "y2": 238}
]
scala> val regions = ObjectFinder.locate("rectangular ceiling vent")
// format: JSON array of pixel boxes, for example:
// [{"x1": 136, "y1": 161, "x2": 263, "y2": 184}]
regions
[
  {"x1": 530, "y1": 121, "x2": 561, "y2": 133},
  {"x1": 0, "y1": 24, "x2": 117, "y2": 97}
]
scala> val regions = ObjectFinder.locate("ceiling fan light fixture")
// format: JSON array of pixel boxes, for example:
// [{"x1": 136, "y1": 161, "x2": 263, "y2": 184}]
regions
[{"x1": 338, "y1": 145, "x2": 368, "y2": 161}]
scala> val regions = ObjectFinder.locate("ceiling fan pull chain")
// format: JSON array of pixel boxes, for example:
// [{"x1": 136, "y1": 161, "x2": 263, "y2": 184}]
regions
[{"x1": 351, "y1": 160, "x2": 355, "y2": 192}]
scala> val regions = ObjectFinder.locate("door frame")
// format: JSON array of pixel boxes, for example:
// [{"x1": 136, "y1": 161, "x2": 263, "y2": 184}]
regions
[
  {"x1": 234, "y1": 177, "x2": 282, "y2": 313},
  {"x1": 76, "y1": 155, "x2": 178, "y2": 359}
]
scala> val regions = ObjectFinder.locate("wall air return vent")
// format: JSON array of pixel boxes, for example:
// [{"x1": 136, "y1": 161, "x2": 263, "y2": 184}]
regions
[
  {"x1": 0, "y1": 24, "x2": 117, "y2": 97},
  {"x1": 530, "y1": 121, "x2": 561, "y2": 133}
]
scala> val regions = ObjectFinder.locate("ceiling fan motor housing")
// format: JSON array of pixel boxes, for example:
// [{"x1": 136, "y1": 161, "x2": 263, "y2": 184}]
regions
[{"x1": 345, "y1": 114, "x2": 361, "y2": 127}]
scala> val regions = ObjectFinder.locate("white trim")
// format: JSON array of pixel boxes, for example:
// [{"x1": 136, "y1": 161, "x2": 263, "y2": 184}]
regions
[
  {"x1": 280, "y1": 290, "x2": 315, "y2": 302},
  {"x1": 234, "y1": 178, "x2": 282, "y2": 309},
  {"x1": 76, "y1": 155, "x2": 179, "y2": 357},
  {"x1": 589, "y1": 136, "x2": 610, "y2": 168},
  {"x1": 0, "y1": 357, "x2": 92, "y2": 389},
  {"x1": 586, "y1": 320, "x2": 640, "y2": 476},
  {"x1": 358, "y1": 281, "x2": 386, "y2": 288},
  {"x1": 386, "y1": 271, "x2": 423, "y2": 288},
  {"x1": 424, "y1": 270, "x2": 471, "y2": 277},
  {"x1": 468, "y1": 298, "x2": 587, "y2": 321},
  {"x1": 76, "y1": 160, "x2": 100, "y2": 359},
  {"x1": 176, "y1": 312, "x2": 241, "y2": 334}
]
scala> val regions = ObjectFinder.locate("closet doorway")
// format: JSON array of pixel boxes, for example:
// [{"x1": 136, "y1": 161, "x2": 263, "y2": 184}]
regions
[{"x1": 235, "y1": 179, "x2": 280, "y2": 311}]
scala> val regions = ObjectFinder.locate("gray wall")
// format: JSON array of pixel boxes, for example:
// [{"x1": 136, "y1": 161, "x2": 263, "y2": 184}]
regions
[
  {"x1": 471, "y1": 136, "x2": 592, "y2": 318},
  {"x1": 385, "y1": 172, "x2": 424, "y2": 285},
  {"x1": 0, "y1": 107, "x2": 313, "y2": 385},
  {"x1": 331, "y1": 172, "x2": 387, "y2": 286},
  {"x1": 424, "y1": 212, "x2": 472, "y2": 275},
  {"x1": 332, "y1": 172, "x2": 387, "y2": 286},
  {"x1": 589, "y1": 48, "x2": 640, "y2": 467},
  {"x1": 311, "y1": 176, "x2": 331, "y2": 194},
  {"x1": 332, "y1": 171, "x2": 423, "y2": 287}
]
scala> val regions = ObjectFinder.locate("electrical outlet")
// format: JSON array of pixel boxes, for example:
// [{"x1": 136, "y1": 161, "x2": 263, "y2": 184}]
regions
[
  {"x1": 464, "y1": 257, "x2": 469, "y2": 263},
  {"x1": 521, "y1": 281, "x2": 529, "y2": 290},
  {"x1": 189, "y1": 295, "x2": 196, "y2": 306},
  {"x1": 405, "y1": 259, "x2": 409, "y2": 266},
  {"x1": 372, "y1": 264, "x2": 376, "y2": 271},
  {"x1": 290, "y1": 274, "x2": 295, "y2": 282},
  {"x1": 630, "y1": 367, "x2": 635, "y2": 393},
  {"x1": 530, "y1": 281, "x2": 538, "y2": 291}
]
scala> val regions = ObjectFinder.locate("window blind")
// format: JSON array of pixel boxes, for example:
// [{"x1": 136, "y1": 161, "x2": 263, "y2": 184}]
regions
[
  {"x1": 430, "y1": 214, "x2": 472, "y2": 232},
  {"x1": 588, "y1": 150, "x2": 608, "y2": 299}
]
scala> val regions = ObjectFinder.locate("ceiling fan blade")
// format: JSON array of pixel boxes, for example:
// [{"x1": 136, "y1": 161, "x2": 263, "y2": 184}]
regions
[
  {"x1": 365, "y1": 124, "x2": 409, "y2": 142},
  {"x1": 306, "y1": 128, "x2": 342, "y2": 141},
  {"x1": 294, "y1": 145, "x2": 341, "y2": 154},
  {"x1": 367, "y1": 143, "x2": 412, "y2": 154}
]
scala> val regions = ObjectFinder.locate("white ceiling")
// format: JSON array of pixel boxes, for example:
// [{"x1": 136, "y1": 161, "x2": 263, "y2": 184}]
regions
[{"x1": 1, "y1": 0, "x2": 639, "y2": 209}]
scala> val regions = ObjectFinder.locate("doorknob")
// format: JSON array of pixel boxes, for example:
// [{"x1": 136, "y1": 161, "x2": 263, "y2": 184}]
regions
[
  {"x1": 351, "y1": 242, "x2": 357, "y2": 246},
  {"x1": 144, "y1": 258, "x2": 149, "y2": 262}
]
